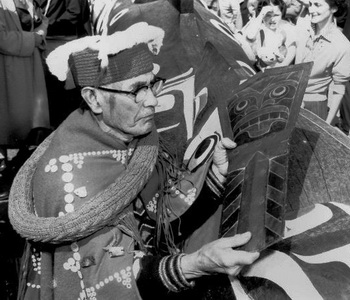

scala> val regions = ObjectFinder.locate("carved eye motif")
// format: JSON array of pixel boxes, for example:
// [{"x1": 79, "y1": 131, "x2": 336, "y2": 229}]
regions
[
  {"x1": 270, "y1": 85, "x2": 288, "y2": 98},
  {"x1": 235, "y1": 99, "x2": 249, "y2": 112}
]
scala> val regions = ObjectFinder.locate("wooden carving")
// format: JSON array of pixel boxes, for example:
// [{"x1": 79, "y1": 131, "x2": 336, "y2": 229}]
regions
[{"x1": 220, "y1": 63, "x2": 313, "y2": 252}]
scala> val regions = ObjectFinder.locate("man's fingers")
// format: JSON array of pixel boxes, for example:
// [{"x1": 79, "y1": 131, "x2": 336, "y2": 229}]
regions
[
  {"x1": 218, "y1": 232, "x2": 252, "y2": 248},
  {"x1": 212, "y1": 136, "x2": 236, "y2": 179},
  {"x1": 221, "y1": 137, "x2": 237, "y2": 149},
  {"x1": 213, "y1": 137, "x2": 236, "y2": 165},
  {"x1": 233, "y1": 250, "x2": 260, "y2": 265}
]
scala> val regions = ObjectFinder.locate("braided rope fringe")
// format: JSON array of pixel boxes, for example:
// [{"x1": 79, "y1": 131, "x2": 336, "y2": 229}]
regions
[{"x1": 8, "y1": 129, "x2": 158, "y2": 244}]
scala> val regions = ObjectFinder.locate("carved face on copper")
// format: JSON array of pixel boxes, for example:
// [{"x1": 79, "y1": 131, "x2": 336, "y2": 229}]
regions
[{"x1": 228, "y1": 72, "x2": 299, "y2": 146}]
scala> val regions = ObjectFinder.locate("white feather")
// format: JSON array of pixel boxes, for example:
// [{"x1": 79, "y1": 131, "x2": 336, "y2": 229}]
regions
[
  {"x1": 47, "y1": 22, "x2": 165, "y2": 81},
  {"x1": 46, "y1": 36, "x2": 101, "y2": 81}
]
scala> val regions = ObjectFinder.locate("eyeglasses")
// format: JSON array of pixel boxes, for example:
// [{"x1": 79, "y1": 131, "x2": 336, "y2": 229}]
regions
[{"x1": 97, "y1": 77, "x2": 165, "y2": 103}]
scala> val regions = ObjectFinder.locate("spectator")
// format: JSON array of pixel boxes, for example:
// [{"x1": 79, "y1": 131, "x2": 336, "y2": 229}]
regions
[
  {"x1": 245, "y1": 0, "x2": 259, "y2": 22},
  {"x1": 218, "y1": 0, "x2": 244, "y2": 32},
  {"x1": 242, "y1": 0, "x2": 297, "y2": 70},
  {"x1": 8, "y1": 22, "x2": 259, "y2": 300},
  {"x1": 284, "y1": 0, "x2": 303, "y2": 24},
  {"x1": 37, "y1": 0, "x2": 92, "y2": 128},
  {"x1": 37, "y1": 0, "x2": 91, "y2": 56},
  {"x1": 295, "y1": 0, "x2": 350, "y2": 124},
  {"x1": 335, "y1": 5, "x2": 350, "y2": 135},
  {"x1": 0, "y1": 0, "x2": 50, "y2": 197}
]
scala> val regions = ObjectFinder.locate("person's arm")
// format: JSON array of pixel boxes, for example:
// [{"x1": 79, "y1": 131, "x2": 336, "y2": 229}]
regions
[
  {"x1": 136, "y1": 137, "x2": 259, "y2": 298},
  {"x1": 181, "y1": 232, "x2": 259, "y2": 279},
  {"x1": 0, "y1": 20, "x2": 35, "y2": 56},
  {"x1": 326, "y1": 86, "x2": 346, "y2": 124},
  {"x1": 295, "y1": 2, "x2": 310, "y2": 26},
  {"x1": 0, "y1": 9, "x2": 48, "y2": 56},
  {"x1": 135, "y1": 233, "x2": 259, "y2": 299},
  {"x1": 327, "y1": 41, "x2": 350, "y2": 124},
  {"x1": 275, "y1": 26, "x2": 297, "y2": 67},
  {"x1": 244, "y1": 6, "x2": 272, "y2": 41},
  {"x1": 34, "y1": 15, "x2": 48, "y2": 50}
]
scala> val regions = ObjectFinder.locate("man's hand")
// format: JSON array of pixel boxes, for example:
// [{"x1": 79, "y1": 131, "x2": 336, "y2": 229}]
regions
[
  {"x1": 181, "y1": 232, "x2": 260, "y2": 279},
  {"x1": 212, "y1": 137, "x2": 236, "y2": 183}
]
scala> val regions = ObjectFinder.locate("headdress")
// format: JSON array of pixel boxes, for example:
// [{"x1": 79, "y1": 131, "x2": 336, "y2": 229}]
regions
[{"x1": 46, "y1": 22, "x2": 165, "y2": 87}]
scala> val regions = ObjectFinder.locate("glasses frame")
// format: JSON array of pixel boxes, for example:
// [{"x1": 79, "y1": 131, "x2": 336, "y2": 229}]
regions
[{"x1": 96, "y1": 77, "x2": 166, "y2": 102}]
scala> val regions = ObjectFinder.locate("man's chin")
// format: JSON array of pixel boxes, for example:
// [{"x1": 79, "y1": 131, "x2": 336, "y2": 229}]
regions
[{"x1": 133, "y1": 122, "x2": 155, "y2": 138}]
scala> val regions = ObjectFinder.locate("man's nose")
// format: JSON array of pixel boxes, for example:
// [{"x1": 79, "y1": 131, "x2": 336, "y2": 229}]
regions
[{"x1": 143, "y1": 89, "x2": 158, "y2": 107}]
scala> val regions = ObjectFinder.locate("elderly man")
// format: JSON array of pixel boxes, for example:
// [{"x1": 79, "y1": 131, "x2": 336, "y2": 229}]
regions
[{"x1": 9, "y1": 22, "x2": 259, "y2": 300}]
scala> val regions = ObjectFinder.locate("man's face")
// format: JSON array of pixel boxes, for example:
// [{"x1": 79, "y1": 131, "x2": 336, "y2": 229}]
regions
[{"x1": 96, "y1": 72, "x2": 159, "y2": 142}]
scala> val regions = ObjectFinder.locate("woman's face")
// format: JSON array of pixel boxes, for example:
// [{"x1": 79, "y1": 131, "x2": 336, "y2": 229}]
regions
[
  {"x1": 263, "y1": 5, "x2": 282, "y2": 30},
  {"x1": 308, "y1": 0, "x2": 337, "y2": 25}
]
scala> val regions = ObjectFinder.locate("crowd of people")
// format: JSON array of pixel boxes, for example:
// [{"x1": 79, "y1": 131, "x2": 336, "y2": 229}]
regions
[
  {"x1": 0, "y1": 0, "x2": 91, "y2": 199},
  {"x1": 1, "y1": 0, "x2": 350, "y2": 299},
  {"x1": 1, "y1": 0, "x2": 349, "y2": 168},
  {"x1": 212, "y1": 0, "x2": 350, "y2": 127}
]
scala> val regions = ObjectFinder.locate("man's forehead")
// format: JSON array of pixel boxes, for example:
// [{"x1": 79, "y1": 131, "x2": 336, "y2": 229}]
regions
[{"x1": 108, "y1": 72, "x2": 155, "y2": 88}]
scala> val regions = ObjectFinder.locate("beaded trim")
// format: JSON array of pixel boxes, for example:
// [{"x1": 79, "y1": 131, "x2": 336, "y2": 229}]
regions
[
  {"x1": 145, "y1": 180, "x2": 198, "y2": 214},
  {"x1": 26, "y1": 247, "x2": 42, "y2": 290},
  {"x1": 79, "y1": 266, "x2": 133, "y2": 300},
  {"x1": 43, "y1": 148, "x2": 134, "y2": 216},
  {"x1": 62, "y1": 241, "x2": 134, "y2": 300}
]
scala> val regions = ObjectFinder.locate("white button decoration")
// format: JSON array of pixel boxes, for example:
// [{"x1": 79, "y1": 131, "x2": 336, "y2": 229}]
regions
[
  {"x1": 51, "y1": 165, "x2": 58, "y2": 173},
  {"x1": 74, "y1": 186, "x2": 87, "y2": 198},
  {"x1": 64, "y1": 183, "x2": 75, "y2": 193},
  {"x1": 62, "y1": 163, "x2": 73, "y2": 172},
  {"x1": 73, "y1": 252, "x2": 81, "y2": 261},
  {"x1": 49, "y1": 158, "x2": 57, "y2": 165},
  {"x1": 59, "y1": 155, "x2": 70, "y2": 163},
  {"x1": 65, "y1": 203, "x2": 74, "y2": 213},
  {"x1": 62, "y1": 172, "x2": 73, "y2": 182},
  {"x1": 64, "y1": 194, "x2": 74, "y2": 204}
]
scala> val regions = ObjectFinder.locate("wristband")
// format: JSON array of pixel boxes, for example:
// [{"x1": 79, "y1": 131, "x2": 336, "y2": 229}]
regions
[
  {"x1": 175, "y1": 254, "x2": 195, "y2": 288},
  {"x1": 158, "y1": 254, "x2": 195, "y2": 292}
]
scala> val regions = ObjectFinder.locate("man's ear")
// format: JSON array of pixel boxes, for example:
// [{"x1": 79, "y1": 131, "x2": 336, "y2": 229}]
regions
[{"x1": 81, "y1": 87, "x2": 103, "y2": 114}]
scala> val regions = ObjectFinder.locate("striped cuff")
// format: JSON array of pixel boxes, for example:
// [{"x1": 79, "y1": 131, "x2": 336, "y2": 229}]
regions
[{"x1": 158, "y1": 254, "x2": 195, "y2": 292}]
